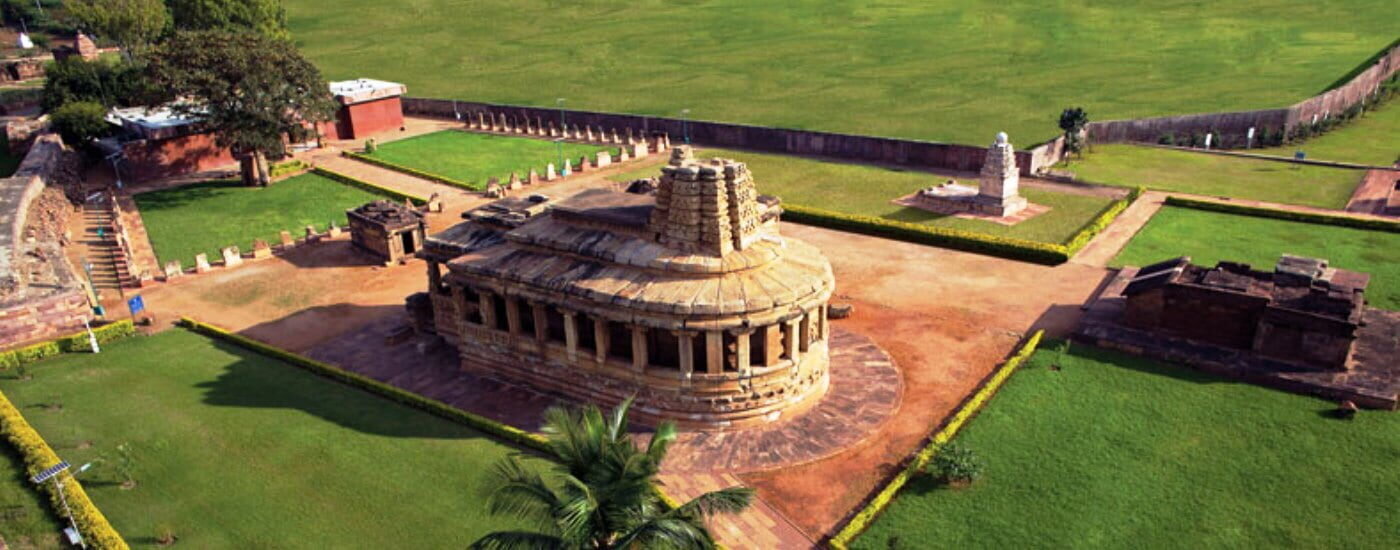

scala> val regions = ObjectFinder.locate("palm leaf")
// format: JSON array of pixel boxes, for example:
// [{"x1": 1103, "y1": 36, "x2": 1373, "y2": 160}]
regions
[
  {"x1": 469, "y1": 531, "x2": 569, "y2": 550},
  {"x1": 673, "y1": 487, "x2": 754, "y2": 519}
]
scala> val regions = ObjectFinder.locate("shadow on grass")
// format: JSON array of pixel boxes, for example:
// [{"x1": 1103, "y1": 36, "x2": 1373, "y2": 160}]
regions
[{"x1": 194, "y1": 337, "x2": 502, "y2": 441}]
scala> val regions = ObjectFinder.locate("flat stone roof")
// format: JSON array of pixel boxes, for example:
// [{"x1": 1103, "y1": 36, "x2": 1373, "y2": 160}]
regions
[
  {"x1": 552, "y1": 188, "x2": 653, "y2": 228},
  {"x1": 329, "y1": 78, "x2": 407, "y2": 105}
]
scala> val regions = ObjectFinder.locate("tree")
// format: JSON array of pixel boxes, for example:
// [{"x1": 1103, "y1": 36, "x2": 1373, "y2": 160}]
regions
[
  {"x1": 42, "y1": 57, "x2": 161, "y2": 112},
  {"x1": 1058, "y1": 107, "x2": 1089, "y2": 158},
  {"x1": 146, "y1": 30, "x2": 335, "y2": 186},
  {"x1": 166, "y1": 0, "x2": 289, "y2": 40},
  {"x1": 50, "y1": 101, "x2": 111, "y2": 145},
  {"x1": 67, "y1": 0, "x2": 170, "y2": 51},
  {"x1": 473, "y1": 398, "x2": 753, "y2": 549}
]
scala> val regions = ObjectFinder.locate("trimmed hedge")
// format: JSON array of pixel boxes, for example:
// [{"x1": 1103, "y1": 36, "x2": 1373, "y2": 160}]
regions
[
  {"x1": 828, "y1": 330, "x2": 1045, "y2": 549},
  {"x1": 311, "y1": 167, "x2": 429, "y2": 206},
  {"x1": 784, "y1": 187, "x2": 1143, "y2": 265},
  {"x1": 0, "y1": 320, "x2": 138, "y2": 370},
  {"x1": 269, "y1": 159, "x2": 311, "y2": 180},
  {"x1": 0, "y1": 391, "x2": 128, "y2": 549},
  {"x1": 342, "y1": 151, "x2": 480, "y2": 192},
  {"x1": 177, "y1": 318, "x2": 547, "y2": 452},
  {"x1": 1164, "y1": 196, "x2": 1400, "y2": 233}
]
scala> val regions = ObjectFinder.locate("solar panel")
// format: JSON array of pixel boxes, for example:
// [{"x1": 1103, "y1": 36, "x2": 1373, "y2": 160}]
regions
[{"x1": 31, "y1": 461, "x2": 70, "y2": 484}]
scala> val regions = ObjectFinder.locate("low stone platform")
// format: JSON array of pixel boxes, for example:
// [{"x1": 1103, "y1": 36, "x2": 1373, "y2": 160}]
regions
[
  {"x1": 891, "y1": 190, "x2": 1048, "y2": 226},
  {"x1": 1076, "y1": 267, "x2": 1400, "y2": 409},
  {"x1": 305, "y1": 316, "x2": 902, "y2": 470}
]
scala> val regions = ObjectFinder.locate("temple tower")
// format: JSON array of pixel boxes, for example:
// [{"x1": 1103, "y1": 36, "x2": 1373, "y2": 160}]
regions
[{"x1": 647, "y1": 146, "x2": 763, "y2": 256}]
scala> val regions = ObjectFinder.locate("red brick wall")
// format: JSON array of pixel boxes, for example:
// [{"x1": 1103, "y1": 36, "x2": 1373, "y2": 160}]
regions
[
  {"x1": 121, "y1": 132, "x2": 237, "y2": 183},
  {"x1": 0, "y1": 291, "x2": 90, "y2": 351},
  {"x1": 345, "y1": 97, "x2": 404, "y2": 140}
]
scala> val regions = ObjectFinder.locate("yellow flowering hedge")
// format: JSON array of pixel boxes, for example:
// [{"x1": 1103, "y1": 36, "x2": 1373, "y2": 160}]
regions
[
  {"x1": 1164, "y1": 195, "x2": 1400, "y2": 233},
  {"x1": 0, "y1": 391, "x2": 128, "y2": 549},
  {"x1": 827, "y1": 330, "x2": 1045, "y2": 549},
  {"x1": 342, "y1": 151, "x2": 480, "y2": 192}
]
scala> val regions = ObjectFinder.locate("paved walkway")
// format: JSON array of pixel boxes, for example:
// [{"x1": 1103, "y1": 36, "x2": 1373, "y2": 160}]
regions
[
  {"x1": 1347, "y1": 169, "x2": 1399, "y2": 216},
  {"x1": 659, "y1": 472, "x2": 814, "y2": 549}
]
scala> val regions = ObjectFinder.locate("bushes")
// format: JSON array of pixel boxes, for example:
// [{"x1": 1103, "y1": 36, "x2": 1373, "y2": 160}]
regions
[
  {"x1": 50, "y1": 101, "x2": 112, "y2": 146},
  {"x1": 177, "y1": 318, "x2": 547, "y2": 452},
  {"x1": 342, "y1": 151, "x2": 479, "y2": 191},
  {"x1": 924, "y1": 442, "x2": 983, "y2": 486},
  {"x1": 0, "y1": 393, "x2": 128, "y2": 549},
  {"x1": 0, "y1": 320, "x2": 137, "y2": 370},
  {"x1": 311, "y1": 167, "x2": 428, "y2": 205},
  {"x1": 828, "y1": 330, "x2": 1044, "y2": 549},
  {"x1": 783, "y1": 187, "x2": 1143, "y2": 265},
  {"x1": 268, "y1": 159, "x2": 310, "y2": 179},
  {"x1": 1164, "y1": 196, "x2": 1400, "y2": 233}
]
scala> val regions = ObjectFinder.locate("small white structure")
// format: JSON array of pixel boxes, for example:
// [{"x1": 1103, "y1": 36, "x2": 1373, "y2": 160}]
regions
[{"x1": 908, "y1": 132, "x2": 1028, "y2": 218}]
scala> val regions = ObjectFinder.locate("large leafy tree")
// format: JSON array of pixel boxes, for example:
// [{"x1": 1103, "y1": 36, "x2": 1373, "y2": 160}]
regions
[
  {"x1": 166, "y1": 0, "x2": 289, "y2": 40},
  {"x1": 1058, "y1": 107, "x2": 1090, "y2": 158},
  {"x1": 473, "y1": 398, "x2": 753, "y2": 549},
  {"x1": 146, "y1": 30, "x2": 334, "y2": 186},
  {"x1": 67, "y1": 0, "x2": 171, "y2": 51}
]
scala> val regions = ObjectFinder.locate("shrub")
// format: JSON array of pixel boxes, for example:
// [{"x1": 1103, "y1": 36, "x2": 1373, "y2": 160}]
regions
[
  {"x1": 925, "y1": 442, "x2": 983, "y2": 486},
  {"x1": 342, "y1": 151, "x2": 479, "y2": 191},
  {"x1": 311, "y1": 167, "x2": 427, "y2": 205},
  {"x1": 0, "y1": 320, "x2": 137, "y2": 370},
  {"x1": 1163, "y1": 196, "x2": 1400, "y2": 233},
  {"x1": 364, "y1": 138, "x2": 377, "y2": 153},
  {"x1": 41, "y1": 56, "x2": 159, "y2": 112},
  {"x1": 50, "y1": 101, "x2": 111, "y2": 146}
]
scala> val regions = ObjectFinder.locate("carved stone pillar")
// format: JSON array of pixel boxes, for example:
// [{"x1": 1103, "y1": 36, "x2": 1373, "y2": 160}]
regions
[
  {"x1": 504, "y1": 297, "x2": 522, "y2": 336},
  {"x1": 705, "y1": 331, "x2": 724, "y2": 374},
  {"x1": 631, "y1": 326, "x2": 648, "y2": 372},
  {"x1": 427, "y1": 260, "x2": 441, "y2": 293},
  {"x1": 762, "y1": 325, "x2": 783, "y2": 366},
  {"x1": 531, "y1": 302, "x2": 548, "y2": 341},
  {"x1": 676, "y1": 331, "x2": 695, "y2": 376},
  {"x1": 593, "y1": 317, "x2": 610, "y2": 364},
  {"x1": 784, "y1": 319, "x2": 801, "y2": 363},
  {"x1": 800, "y1": 311, "x2": 813, "y2": 353},
  {"x1": 479, "y1": 292, "x2": 498, "y2": 330},
  {"x1": 732, "y1": 329, "x2": 752, "y2": 374},
  {"x1": 562, "y1": 311, "x2": 579, "y2": 362}
]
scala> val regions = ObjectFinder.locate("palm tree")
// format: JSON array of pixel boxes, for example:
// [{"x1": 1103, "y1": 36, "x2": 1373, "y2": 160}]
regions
[{"x1": 472, "y1": 398, "x2": 753, "y2": 549}]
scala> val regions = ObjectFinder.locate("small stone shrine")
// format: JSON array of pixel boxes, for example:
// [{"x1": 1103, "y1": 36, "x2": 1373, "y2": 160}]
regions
[
  {"x1": 1077, "y1": 254, "x2": 1400, "y2": 409},
  {"x1": 411, "y1": 146, "x2": 836, "y2": 430},
  {"x1": 347, "y1": 200, "x2": 425, "y2": 263},
  {"x1": 908, "y1": 132, "x2": 1028, "y2": 217}
]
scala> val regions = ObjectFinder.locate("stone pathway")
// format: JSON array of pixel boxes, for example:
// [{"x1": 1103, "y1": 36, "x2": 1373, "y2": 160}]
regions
[
  {"x1": 1346, "y1": 169, "x2": 1399, "y2": 216},
  {"x1": 659, "y1": 472, "x2": 815, "y2": 549},
  {"x1": 313, "y1": 153, "x2": 477, "y2": 209}
]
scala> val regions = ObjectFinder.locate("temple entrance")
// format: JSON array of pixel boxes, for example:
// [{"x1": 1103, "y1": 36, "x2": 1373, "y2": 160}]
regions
[{"x1": 400, "y1": 231, "x2": 416, "y2": 255}]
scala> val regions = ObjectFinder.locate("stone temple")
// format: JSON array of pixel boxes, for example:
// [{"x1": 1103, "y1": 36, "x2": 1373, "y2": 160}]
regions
[
  {"x1": 911, "y1": 132, "x2": 1028, "y2": 217},
  {"x1": 411, "y1": 147, "x2": 836, "y2": 429}
]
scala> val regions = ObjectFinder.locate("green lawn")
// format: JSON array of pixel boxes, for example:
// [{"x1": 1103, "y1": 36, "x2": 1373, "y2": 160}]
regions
[
  {"x1": 0, "y1": 330, "x2": 544, "y2": 548},
  {"x1": 134, "y1": 173, "x2": 386, "y2": 266},
  {"x1": 1063, "y1": 144, "x2": 1362, "y2": 208},
  {"x1": 286, "y1": 0, "x2": 1396, "y2": 145},
  {"x1": 613, "y1": 148, "x2": 1117, "y2": 244},
  {"x1": 853, "y1": 344, "x2": 1400, "y2": 549},
  {"x1": 365, "y1": 131, "x2": 612, "y2": 189},
  {"x1": 1254, "y1": 98, "x2": 1400, "y2": 166},
  {"x1": 1, "y1": 444, "x2": 62, "y2": 549},
  {"x1": 1112, "y1": 206, "x2": 1400, "y2": 310}
]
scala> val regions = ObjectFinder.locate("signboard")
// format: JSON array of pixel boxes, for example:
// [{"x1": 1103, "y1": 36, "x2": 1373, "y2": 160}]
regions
[
  {"x1": 127, "y1": 295, "x2": 145, "y2": 316},
  {"x1": 1294, "y1": 151, "x2": 1306, "y2": 161}
]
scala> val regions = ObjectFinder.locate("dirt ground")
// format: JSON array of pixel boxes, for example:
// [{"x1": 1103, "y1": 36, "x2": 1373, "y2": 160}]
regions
[{"x1": 741, "y1": 224, "x2": 1109, "y2": 539}]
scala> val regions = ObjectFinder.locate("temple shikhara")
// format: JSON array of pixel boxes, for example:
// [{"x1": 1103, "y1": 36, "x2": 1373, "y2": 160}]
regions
[{"x1": 412, "y1": 147, "x2": 836, "y2": 429}]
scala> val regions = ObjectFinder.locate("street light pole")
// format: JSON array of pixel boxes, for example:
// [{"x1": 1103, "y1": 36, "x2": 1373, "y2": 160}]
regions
[
  {"x1": 556, "y1": 98, "x2": 567, "y2": 176},
  {"x1": 681, "y1": 109, "x2": 691, "y2": 145}
]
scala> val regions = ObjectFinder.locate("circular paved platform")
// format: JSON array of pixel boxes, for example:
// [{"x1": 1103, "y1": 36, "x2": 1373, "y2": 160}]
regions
[{"x1": 660, "y1": 326, "x2": 902, "y2": 474}]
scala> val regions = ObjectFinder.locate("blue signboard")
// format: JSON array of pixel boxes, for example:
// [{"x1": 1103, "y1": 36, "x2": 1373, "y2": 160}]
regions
[{"x1": 127, "y1": 295, "x2": 145, "y2": 316}]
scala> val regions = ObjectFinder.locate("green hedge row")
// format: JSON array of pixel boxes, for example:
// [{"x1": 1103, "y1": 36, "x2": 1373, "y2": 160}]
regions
[
  {"x1": 176, "y1": 318, "x2": 548, "y2": 452},
  {"x1": 784, "y1": 187, "x2": 1143, "y2": 265},
  {"x1": 310, "y1": 167, "x2": 429, "y2": 206},
  {"x1": 827, "y1": 330, "x2": 1045, "y2": 549},
  {"x1": 269, "y1": 159, "x2": 311, "y2": 180},
  {"x1": 342, "y1": 151, "x2": 480, "y2": 192},
  {"x1": 1164, "y1": 196, "x2": 1400, "y2": 233},
  {"x1": 0, "y1": 320, "x2": 138, "y2": 370}
]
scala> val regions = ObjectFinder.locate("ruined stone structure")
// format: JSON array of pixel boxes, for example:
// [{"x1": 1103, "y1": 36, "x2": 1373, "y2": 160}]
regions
[
  {"x1": 910, "y1": 132, "x2": 1028, "y2": 217},
  {"x1": 347, "y1": 200, "x2": 425, "y2": 263},
  {"x1": 1122, "y1": 255, "x2": 1368, "y2": 370},
  {"x1": 413, "y1": 147, "x2": 835, "y2": 429}
]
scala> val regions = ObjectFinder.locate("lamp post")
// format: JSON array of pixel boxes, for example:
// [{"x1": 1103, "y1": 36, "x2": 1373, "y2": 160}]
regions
[
  {"x1": 556, "y1": 98, "x2": 567, "y2": 176},
  {"x1": 681, "y1": 109, "x2": 691, "y2": 145}
]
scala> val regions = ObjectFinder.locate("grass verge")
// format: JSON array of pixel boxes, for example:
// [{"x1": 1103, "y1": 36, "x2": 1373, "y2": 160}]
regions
[{"x1": 363, "y1": 131, "x2": 612, "y2": 189}]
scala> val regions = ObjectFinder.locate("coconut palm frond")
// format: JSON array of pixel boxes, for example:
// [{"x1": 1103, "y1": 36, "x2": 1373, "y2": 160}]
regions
[
  {"x1": 469, "y1": 531, "x2": 570, "y2": 550},
  {"x1": 672, "y1": 487, "x2": 754, "y2": 519},
  {"x1": 612, "y1": 515, "x2": 714, "y2": 550}
]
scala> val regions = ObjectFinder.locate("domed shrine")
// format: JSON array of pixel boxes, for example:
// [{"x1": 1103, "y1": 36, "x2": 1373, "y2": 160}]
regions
[{"x1": 412, "y1": 147, "x2": 836, "y2": 429}]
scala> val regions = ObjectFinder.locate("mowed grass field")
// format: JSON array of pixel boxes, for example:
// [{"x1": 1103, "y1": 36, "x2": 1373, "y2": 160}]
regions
[
  {"x1": 364, "y1": 131, "x2": 610, "y2": 189},
  {"x1": 0, "y1": 330, "x2": 545, "y2": 548},
  {"x1": 1254, "y1": 98, "x2": 1400, "y2": 166},
  {"x1": 853, "y1": 344, "x2": 1400, "y2": 549},
  {"x1": 134, "y1": 173, "x2": 386, "y2": 266},
  {"x1": 286, "y1": 0, "x2": 1397, "y2": 145},
  {"x1": 1062, "y1": 144, "x2": 1362, "y2": 208},
  {"x1": 1111, "y1": 206, "x2": 1400, "y2": 310},
  {"x1": 1, "y1": 445, "x2": 62, "y2": 549},
  {"x1": 612, "y1": 148, "x2": 1118, "y2": 244}
]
